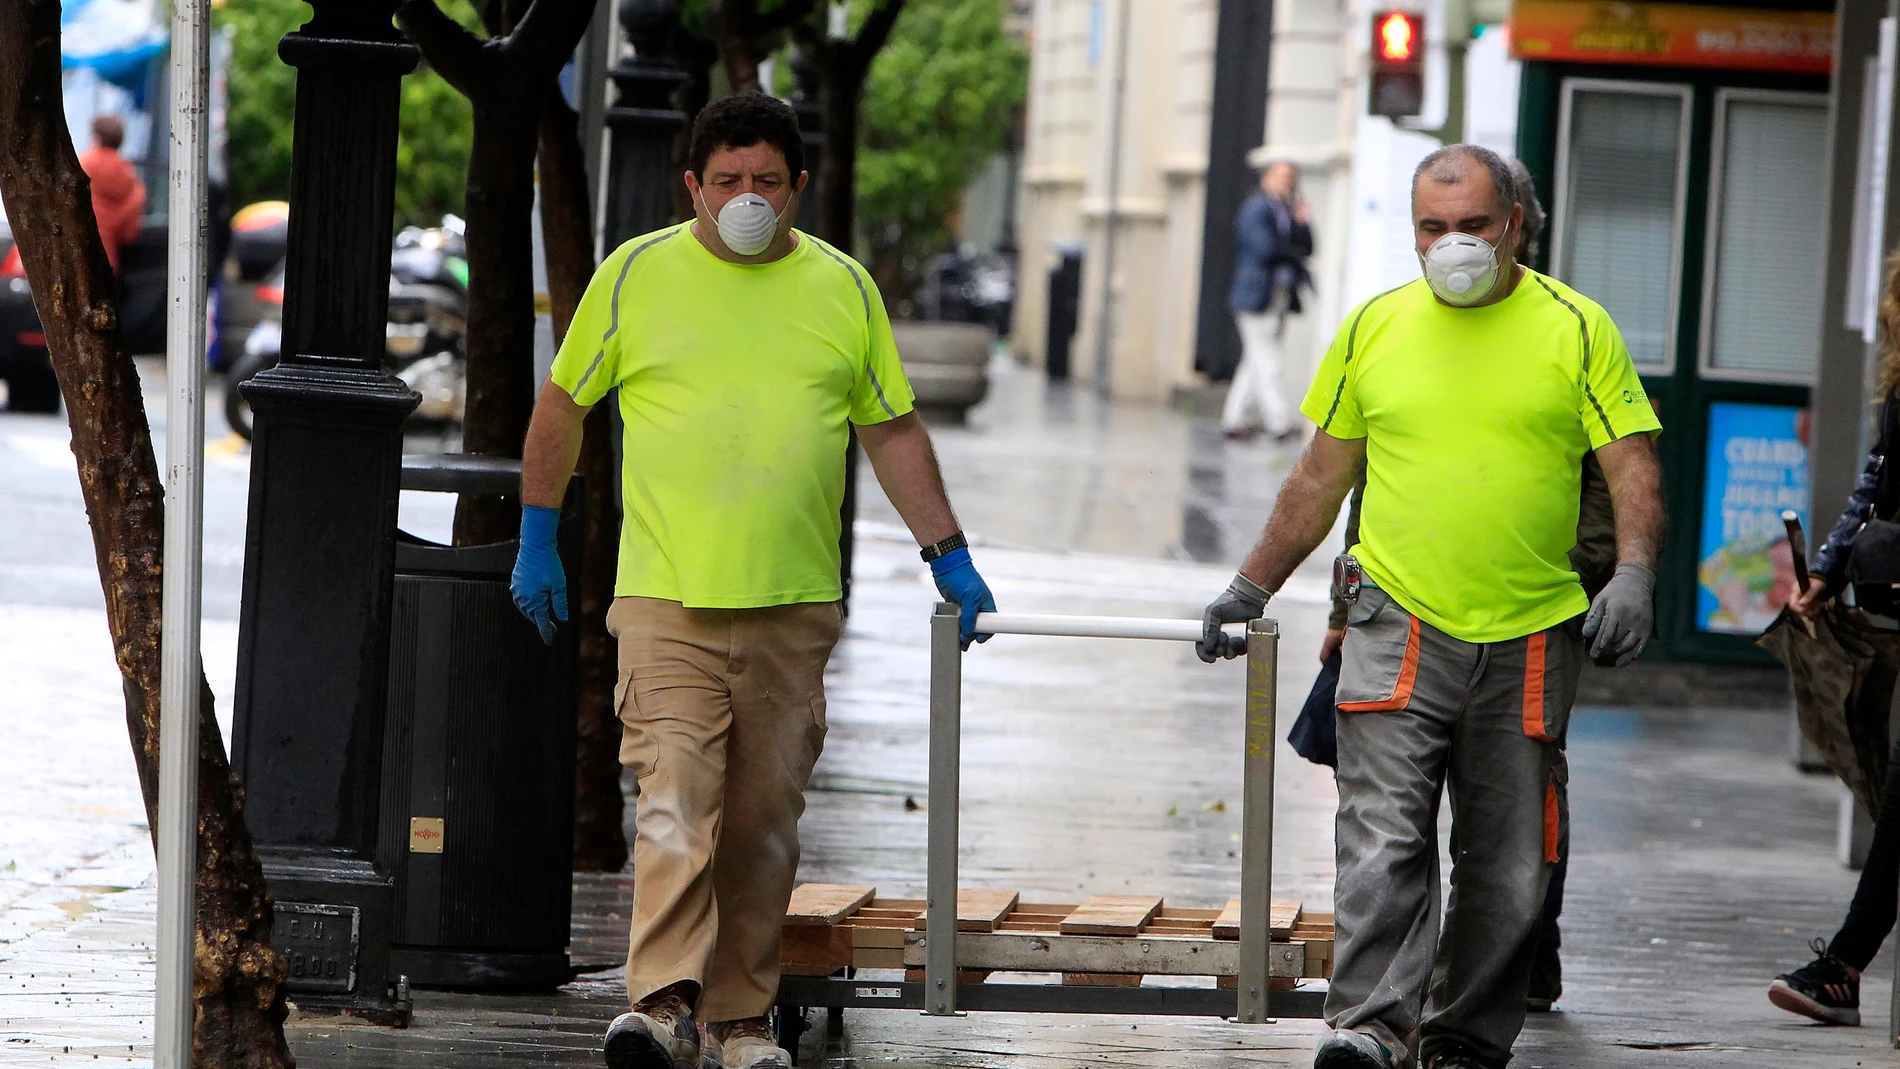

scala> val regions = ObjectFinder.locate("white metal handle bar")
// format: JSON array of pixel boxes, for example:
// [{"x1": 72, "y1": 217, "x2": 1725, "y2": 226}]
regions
[{"x1": 970, "y1": 611, "x2": 1246, "y2": 643}]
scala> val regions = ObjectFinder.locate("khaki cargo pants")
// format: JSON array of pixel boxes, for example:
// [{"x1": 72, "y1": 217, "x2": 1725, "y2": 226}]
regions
[
  {"x1": 608, "y1": 596, "x2": 843, "y2": 1023},
  {"x1": 1325, "y1": 587, "x2": 1581, "y2": 1069}
]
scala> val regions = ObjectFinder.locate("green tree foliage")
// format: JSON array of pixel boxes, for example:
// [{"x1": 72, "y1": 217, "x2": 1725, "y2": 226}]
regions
[
  {"x1": 214, "y1": 0, "x2": 478, "y2": 227},
  {"x1": 856, "y1": 0, "x2": 1025, "y2": 293}
]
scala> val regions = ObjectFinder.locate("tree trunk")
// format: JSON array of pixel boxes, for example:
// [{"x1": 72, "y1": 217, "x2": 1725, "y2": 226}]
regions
[
  {"x1": 398, "y1": 0, "x2": 599, "y2": 548},
  {"x1": 537, "y1": 86, "x2": 628, "y2": 873},
  {"x1": 817, "y1": 65, "x2": 861, "y2": 249},
  {"x1": 0, "y1": 2, "x2": 293, "y2": 1065},
  {"x1": 453, "y1": 97, "x2": 543, "y2": 546}
]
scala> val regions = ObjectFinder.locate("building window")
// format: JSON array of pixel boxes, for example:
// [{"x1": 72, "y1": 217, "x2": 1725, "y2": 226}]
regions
[
  {"x1": 1553, "y1": 80, "x2": 1691, "y2": 373},
  {"x1": 1700, "y1": 90, "x2": 1830, "y2": 384}
]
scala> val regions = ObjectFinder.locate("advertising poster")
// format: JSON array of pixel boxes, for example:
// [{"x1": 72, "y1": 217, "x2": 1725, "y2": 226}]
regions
[{"x1": 1697, "y1": 402, "x2": 1810, "y2": 634}]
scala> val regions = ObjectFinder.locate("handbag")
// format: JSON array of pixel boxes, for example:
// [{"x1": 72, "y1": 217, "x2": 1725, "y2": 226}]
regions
[{"x1": 1847, "y1": 518, "x2": 1900, "y2": 618}]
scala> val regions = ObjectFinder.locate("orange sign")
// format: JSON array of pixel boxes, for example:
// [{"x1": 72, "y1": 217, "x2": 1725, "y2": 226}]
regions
[{"x1": 1510, "y1": 1, "x2": 1834, "y2": 75}]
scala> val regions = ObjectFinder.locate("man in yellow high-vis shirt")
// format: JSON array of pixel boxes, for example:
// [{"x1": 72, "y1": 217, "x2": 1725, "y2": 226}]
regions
[
  {"x1": 1198, "y1": 144, "x2": 1665, "y2": 1069},
  {"x1": 509, "y1": 92, "x2": 995, "y2": 1069}
]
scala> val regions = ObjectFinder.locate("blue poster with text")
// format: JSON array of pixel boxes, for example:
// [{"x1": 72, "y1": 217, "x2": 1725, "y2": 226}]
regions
[{"x1": 1697, "y1": 402, "x2": 1809, "y2": 634}]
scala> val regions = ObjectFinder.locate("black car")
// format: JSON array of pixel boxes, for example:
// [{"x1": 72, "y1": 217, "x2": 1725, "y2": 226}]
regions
[{"x1": 0, "y1": 213, "x2": 62, "y2": 413}]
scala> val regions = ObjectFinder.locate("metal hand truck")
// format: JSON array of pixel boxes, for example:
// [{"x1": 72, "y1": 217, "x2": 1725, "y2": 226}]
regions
[{"x1": 773, "y1": 602, "x2": 1325, "y2": 1052}]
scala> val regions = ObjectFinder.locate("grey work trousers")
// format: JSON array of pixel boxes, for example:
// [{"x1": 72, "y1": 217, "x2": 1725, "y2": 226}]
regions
[{"x1": 1324, "y1": 588, "x2": 1581, "y2": 1068}]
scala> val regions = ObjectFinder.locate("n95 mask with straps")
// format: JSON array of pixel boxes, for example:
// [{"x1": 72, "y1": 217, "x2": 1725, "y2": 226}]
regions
[{"x1": 1418, "y1": 226, "x2": 1509, "y2": 306}]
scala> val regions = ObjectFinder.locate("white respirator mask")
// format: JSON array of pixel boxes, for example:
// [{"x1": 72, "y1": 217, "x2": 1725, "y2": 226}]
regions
[
  {"x1": 701, "y1": 189, "x2": 789, "y2": 257},
  {"x1": 1418, "y1": 224, "x2": 1511, "y2": 306}
]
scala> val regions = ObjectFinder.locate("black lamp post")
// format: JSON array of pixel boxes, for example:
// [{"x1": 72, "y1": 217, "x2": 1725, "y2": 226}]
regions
[
  {"x1": 229, "y1": 0, "x2": 421, "y2": 1025},
  {"x1": 602, "y1": 0, "x2": 690, "y2": 248}
]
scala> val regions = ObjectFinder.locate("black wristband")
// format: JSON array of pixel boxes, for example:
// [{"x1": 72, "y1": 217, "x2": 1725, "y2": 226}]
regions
[{"x1": 919, "y1": 531, "x2": 968, "y2": 563}]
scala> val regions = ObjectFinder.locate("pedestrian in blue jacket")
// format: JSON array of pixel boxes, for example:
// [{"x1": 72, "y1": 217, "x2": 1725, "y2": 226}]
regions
[{"x1": 1223, "y1": 159, "x2": 1314, "y2": 440}]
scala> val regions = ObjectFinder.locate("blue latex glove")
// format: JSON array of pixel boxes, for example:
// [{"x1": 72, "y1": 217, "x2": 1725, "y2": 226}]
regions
[
  {"x1": 510, "y1": 506, "x2": 567, "y2": 646},
  {"x1": 930, "y1": 546, "x2": 996, "y2": 651}
]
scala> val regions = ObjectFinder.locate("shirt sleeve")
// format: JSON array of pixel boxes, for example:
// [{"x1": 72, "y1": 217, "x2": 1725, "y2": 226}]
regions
[
  {"x1": 547, "y1": 246, "x2": 628, "y2": 407},
  {"x1": 849, "y1": 269, "x2": 916, "y2": 426},
  {"x1": 1578, "y1": 306, "x2": 1662, "y2": 450},
  {"x1": 1298, "y1": 302, "x2": 1369, "y2": 439}
]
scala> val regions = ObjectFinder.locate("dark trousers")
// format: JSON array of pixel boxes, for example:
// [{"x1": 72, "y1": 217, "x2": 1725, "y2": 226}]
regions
[{"x1": 1827, "y1": 732, "x2": 1900, "y2": 970}]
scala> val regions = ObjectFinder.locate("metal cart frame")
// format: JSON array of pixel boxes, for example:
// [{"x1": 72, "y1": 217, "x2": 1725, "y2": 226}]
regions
[{"x1": 774, "y1": 603, "x2": 1327, "y2": 1029}]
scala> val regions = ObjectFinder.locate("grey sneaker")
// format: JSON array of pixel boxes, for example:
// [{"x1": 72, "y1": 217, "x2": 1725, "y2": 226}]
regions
[
  {"x1": 706, "y1": 1017, "x2": 792, "y2": 1069},
  {"x1": 605, "y1": 991, "x2": 700, "y2": 1069},
  {"x1": 1314, "y1": 1028, "x2": 1397, "y2": 1069}
]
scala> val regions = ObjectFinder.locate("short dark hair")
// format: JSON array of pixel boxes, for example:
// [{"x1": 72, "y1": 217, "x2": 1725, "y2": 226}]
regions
[
  {"x1": 1411, "y1": 144, "x2": 1517, "y2": 218},
  {"x1": 91, "y1": 114, "x2": 125, "y2": 151},
  {"x1": 688, "y1": 92, "x2": 805, "y2": 181}
]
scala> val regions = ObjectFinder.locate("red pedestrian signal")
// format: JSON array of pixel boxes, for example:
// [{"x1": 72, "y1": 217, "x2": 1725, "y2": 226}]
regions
[
  {"x1": 1369, "y1": 10, "x2": 1425, "y2": 119},
  {"x1": 1378, "y1": 11, "x2": 1416, "y2": 63}
]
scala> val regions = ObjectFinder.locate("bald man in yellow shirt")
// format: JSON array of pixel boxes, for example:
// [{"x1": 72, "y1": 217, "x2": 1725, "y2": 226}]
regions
[{"x1": 1198, "y1": 145, "x2": 1665, "y2": 1069}]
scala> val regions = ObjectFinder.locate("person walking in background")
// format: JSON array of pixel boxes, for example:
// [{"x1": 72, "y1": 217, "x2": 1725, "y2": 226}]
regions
[
  {"x1": 77, "y1": 114, "x2": 144, "y2": 271},
  {"x1": 1299, "y1": 156, "x2": 1614, "y2": 1016},
  {"x1": 1198, "y1": 144, "x2": 1665, "y2": 1069},
  {"x1": 508, "y1": 93, "x2": 996, "y2": 1069},
  {"x1": 1768, "y1": 252, "x2": 1900, "y2": 1028},
  {"x1": 1223, "y1": 159, "x2": 1313, "y2": 441}
]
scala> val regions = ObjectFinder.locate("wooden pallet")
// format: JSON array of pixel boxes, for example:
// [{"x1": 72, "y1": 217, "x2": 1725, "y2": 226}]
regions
[{"x1": 780, "y1": 883, "x2": 1333, "y2": 988}]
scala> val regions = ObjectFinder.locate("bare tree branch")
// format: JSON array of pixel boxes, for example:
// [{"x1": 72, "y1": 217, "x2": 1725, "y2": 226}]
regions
[
  {"x1": 396, "y1": 0, "x2": 489, "y2": 96},
  {"x1": 847, "y1": 0, "x2": 905, "y2": 72},
  {"x1": 507, "y1": 0, "x2": 600, "y2": 81}
]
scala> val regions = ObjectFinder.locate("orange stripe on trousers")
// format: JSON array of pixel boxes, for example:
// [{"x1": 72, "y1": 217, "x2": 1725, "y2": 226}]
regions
[
  {"x1": 1544, "y1": 781, "x2": 1561, "y2": 863},
  {"x1": 1521, "y1": 631, "x2": 1550, "y2": 740}
]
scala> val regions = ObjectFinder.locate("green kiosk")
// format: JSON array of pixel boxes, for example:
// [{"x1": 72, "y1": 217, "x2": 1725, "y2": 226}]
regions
[{"x1": 1511, "y1": 0, "x2": 1836, "y2": 662}]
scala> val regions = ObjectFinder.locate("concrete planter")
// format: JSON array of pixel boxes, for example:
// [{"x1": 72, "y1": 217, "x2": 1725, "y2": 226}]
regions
[{"x1": 893, "y1": 321, "x2": 993, "y2": 422}]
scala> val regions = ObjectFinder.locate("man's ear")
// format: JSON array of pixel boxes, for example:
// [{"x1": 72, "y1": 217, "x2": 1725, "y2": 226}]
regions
[
  {"x1": 684, "y1": 171, "x2": 702, "y2": 199},
  {"x1": 795, "y1": 171, "x2": 810, "y2": 195}
]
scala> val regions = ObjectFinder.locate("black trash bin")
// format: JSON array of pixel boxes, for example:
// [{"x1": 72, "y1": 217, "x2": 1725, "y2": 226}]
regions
[{"x1": 379, "y1": 453, "x2": 580, "y2": 989}]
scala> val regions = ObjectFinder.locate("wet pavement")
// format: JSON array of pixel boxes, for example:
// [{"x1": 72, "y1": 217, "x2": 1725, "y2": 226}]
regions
[{"x1": 2, "y1": 359, "x2": 1894, "y2": 1068}]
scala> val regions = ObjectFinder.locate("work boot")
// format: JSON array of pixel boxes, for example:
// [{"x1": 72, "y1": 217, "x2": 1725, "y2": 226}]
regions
[
  {"x1": 706, "y1": 1017, "x2": 792, "y2": 1068},
  {"x1": 1313, "y1": 1028, "x2": 1398, "y2": 1069},
  {"x1": 1768, "y1": 937, "x2": 1861, "y2": 1026},
  {"x1": 1525, "y1": 941, "x2": 1562, "y2": 1012},
  {"x1": 604, "y1": 987, "x2": 700, "y2": 1069}
]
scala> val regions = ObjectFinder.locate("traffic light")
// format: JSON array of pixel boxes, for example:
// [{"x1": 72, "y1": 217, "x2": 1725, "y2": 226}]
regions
[{"x1": 1369, "y1": 10, "x2": 1424, "y2": 119}]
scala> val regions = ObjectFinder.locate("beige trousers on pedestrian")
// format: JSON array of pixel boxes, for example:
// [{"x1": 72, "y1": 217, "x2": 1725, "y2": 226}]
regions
[{"x1": 608, "y1": 596, "x2": 843, "y2": 1023}]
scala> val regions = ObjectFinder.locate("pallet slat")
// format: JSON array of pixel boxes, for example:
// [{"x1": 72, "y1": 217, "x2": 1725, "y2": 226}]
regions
[
  {"x1": 1211, "y1": 898, "x2": 1303, "y2": 940},
  {"x1": 914, "y1": 888, "x2": 1022, "y2": 933},
  {"x1": 1058, "y1": 895, "x2": 1163, "y2": 936},
  {"x1": 904, "y1": 930, "x2": 1308, "y2": 978},
  {"x1": 785, "y1": 884, "x2": 877, "y2": 926}
]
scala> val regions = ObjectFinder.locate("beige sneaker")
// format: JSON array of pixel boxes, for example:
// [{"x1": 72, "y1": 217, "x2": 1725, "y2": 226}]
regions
[
  {"x1": 604, "y1": 990, "x2": 700, "y2": 1069},
  {"x1": 706, "y1": 1017, "x2": 792, "y2": 1069}
]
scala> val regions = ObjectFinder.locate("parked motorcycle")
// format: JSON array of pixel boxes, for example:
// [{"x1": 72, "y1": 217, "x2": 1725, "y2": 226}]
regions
[{"x1": 225, "y1": 215, "x2": 468, "y2": 440}]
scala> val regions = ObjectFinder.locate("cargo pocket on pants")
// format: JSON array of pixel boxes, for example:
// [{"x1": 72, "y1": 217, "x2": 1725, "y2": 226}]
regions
[
  {"x1": 1336, "y1": 589, "x2": 1421, "y2": 713},
  {"x1": 614, "y1": 670, "x2": 660, "y2": 781}
]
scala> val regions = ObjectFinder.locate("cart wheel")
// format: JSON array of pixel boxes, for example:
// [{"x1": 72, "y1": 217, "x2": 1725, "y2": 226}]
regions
[
  {"x1": 826, "y1": 1006, "x2": 843, "y2": 1038},
  {"x1": 773, "y1": 1005, "x2": 808, "y2": 1064}
]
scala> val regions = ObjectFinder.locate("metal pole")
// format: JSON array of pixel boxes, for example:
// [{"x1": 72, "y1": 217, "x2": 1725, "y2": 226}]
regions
[
  {"x1": 1091, "y1": 0, "x2": 1134, "y2": 396},
  {"x1": 156, "y1": 0, "x2": 212, "y2": 1062},
  {"x1": 971, "y1": 612, "x2": 1245, "y2": 644},
  {"x1": 924, "y1": 602, "x2": 964, "y2": 1016},
  {"x1": 1236, "y1": 617, "x2": 1279, "y2": 1024}
]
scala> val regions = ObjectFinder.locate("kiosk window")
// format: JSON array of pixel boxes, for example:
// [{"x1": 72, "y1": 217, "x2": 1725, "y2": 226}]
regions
[
  {"x1": 1554, "y1": 82, "x2": 1690, "y2": 372},
  {"x1": 1702, "y1": 92, "x2": 1829, "y2": 383}
]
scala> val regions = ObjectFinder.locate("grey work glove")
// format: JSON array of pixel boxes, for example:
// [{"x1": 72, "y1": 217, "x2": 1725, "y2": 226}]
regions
[
  {"x1": 1198, "y1": 573, "x2": 1271, "y2": 663},
  {"x1": 1581, "y1": 562, "x2": 1655, "y2": 667}
]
